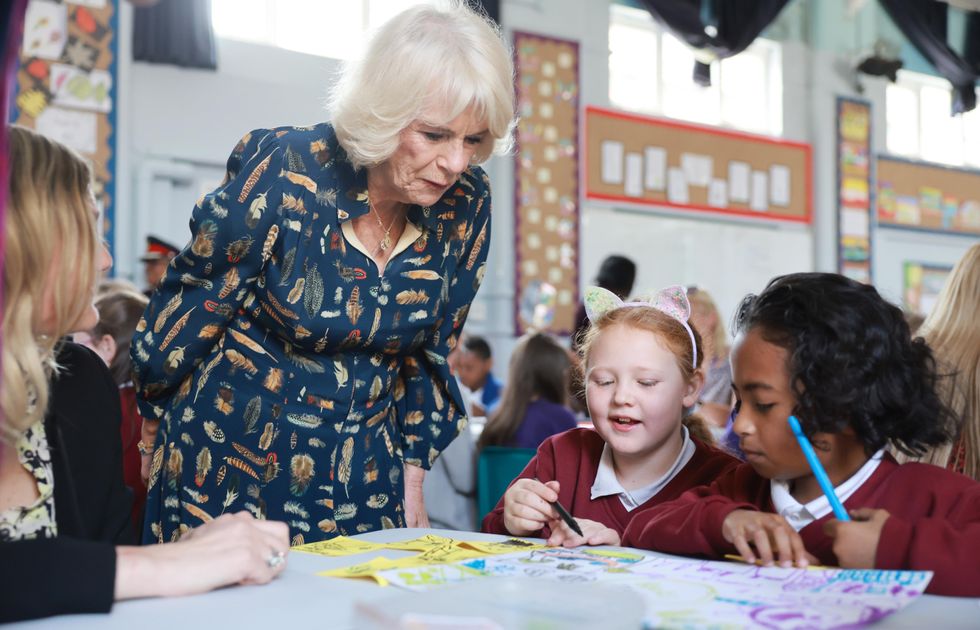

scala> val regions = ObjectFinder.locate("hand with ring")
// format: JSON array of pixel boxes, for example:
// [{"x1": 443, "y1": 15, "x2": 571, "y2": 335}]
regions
[{"x1": 115, "y1": 512, "x2": 290, "y2": 599}]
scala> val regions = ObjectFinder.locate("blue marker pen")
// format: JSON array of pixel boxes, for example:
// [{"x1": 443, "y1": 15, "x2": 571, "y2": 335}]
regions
[{"x1": 787, "y1": 415, "x2": 850, "y2": 521}]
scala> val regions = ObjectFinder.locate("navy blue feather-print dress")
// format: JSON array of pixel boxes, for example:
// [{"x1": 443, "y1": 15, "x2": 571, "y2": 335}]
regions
[{"x1": 131, "y1": 124, "x2": 490, "y2": 545}]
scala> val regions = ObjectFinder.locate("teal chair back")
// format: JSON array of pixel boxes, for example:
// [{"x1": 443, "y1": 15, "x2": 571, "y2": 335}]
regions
[{"x1": 476, "y1": 446, "x2": 536, "y2": 522}]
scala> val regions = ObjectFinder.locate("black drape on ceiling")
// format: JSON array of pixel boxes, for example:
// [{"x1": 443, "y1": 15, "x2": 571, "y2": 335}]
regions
[
  {"x1": 879, "y1": 0, "x2": 977, "y2": 114},
  {"x1": 638, "y1": 0, "x2": 790, "y2": 86},
  {"x1": 133, "y1": 0, "x2": 217, "y2": 70}
]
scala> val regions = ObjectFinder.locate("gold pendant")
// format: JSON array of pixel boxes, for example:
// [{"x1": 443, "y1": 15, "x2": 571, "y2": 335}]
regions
[{"x1": 380, "y1": 233, "x2": 391, "y2": 251}]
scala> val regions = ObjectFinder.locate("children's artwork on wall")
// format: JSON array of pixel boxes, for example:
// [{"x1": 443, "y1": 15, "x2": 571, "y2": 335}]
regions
[
  {"x1": 12, "y1": 0, "x2": 118, "y2": 251},
  {"x1": 903, "y1": 262, "x2": 952, "y2": 316},
  {"x1": 513, "y1": 31, "x2": 580, "y2": 335},
  {"x1": 878, "y1": 157, "x2": 980, "y2": 237},
  {"x1": 837, "y1": 97, "x2": 873, "y2": 283},
  {"x1": 584, "y1": 106, "x2": 812, "y2": 224}
]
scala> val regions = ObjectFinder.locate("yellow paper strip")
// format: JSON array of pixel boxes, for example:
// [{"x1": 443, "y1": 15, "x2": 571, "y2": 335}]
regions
[
  {"x1": 457, "y1": 538, "x2": 548, "y2": 555},
  {"x1": 292, "y1": 536, "x2": 388, "y2": 557}
]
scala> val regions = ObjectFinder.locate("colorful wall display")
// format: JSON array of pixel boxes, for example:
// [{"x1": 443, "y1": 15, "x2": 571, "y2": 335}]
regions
[
  {"x1": 584, "y1": 106, "x2": 812, "y2": 224},
  {"x1": 12, "y1": 0, "x2": 118, "y2": 249},
  {"x1": 836, "y1": 97, "x2": 873, "y2": 283},
  {"x1": 903, "y1": 262, "x2": 952, "y2": 317},
  {"x1": 513, "y1": 31, "x2": 580, "y2": 335},
  {"x1": 878, "y1": 157, "x2": 980, "y2": 237}
]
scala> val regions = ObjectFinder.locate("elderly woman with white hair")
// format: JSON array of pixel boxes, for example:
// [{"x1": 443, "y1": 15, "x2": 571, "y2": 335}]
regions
[{"x1": 132, "y1": 2, "x2": 515, "y2": 544}]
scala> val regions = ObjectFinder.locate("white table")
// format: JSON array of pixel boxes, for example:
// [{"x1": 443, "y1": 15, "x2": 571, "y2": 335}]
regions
[{"x1": 13, "y1": 528, "x2": 979, "y2": 629}]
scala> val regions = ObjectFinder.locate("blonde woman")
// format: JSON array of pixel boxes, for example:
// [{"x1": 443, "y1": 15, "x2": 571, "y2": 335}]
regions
[
  {"x1": 897, "y1": 244, "x2": 980, "y2": 481},
  {"x1": 0, "y1": 126, "x2": 289, "y2": 623},
  {"x1": 686, "y1": 287, "x2": 734, "y2": 434}
]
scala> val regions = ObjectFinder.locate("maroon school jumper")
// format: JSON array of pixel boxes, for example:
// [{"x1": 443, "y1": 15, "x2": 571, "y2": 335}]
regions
[
  {"x1": 481, "y1": 427, "x2": 738, "y2": 538},
  {"x1": 622, "y1": 453, "x2": 980, "y2": 597}
]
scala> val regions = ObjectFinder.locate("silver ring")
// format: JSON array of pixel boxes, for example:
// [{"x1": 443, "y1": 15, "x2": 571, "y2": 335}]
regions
[{"x1": 267, "y1": 550, "x2": 285, "y2": 569}]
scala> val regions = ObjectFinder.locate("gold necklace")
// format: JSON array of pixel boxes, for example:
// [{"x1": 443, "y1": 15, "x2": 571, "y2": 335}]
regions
[{"x1": 369, "y1": 198, "x2": 399, "y2": 252}]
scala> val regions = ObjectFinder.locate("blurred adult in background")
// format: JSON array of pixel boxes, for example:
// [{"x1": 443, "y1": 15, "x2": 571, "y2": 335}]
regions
[
  {"x1": 571, "y1": 254, "x2": 636, "y2": 351},
  {"x1": 478, "y1": 333, "x2": 577, "y2": 451},
  {"x1": 74, "y1": 287, "x2": 151, "y2": 531},
  {"x1": 895, "y1": 243, "x2": 980, "y2": 481},
  {"x1": 1, "y1": 125, "x2": 288, "y2": 623},
  {"x1": 131, "y1": 2, "x2": 516, "y2": 544},
  {"x1": 456, "y1": 334, "x2": 504, "y2": 416},
  {"x1": 138, "y1": 235, "x2": 179, "y2": 297},
  {"x1": 686, "y1": 287, "x2": 734, "y2": 437}
]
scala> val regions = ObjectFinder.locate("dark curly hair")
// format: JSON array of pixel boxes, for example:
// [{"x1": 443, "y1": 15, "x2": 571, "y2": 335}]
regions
[{"x1": 733, "y1": 272, "x2": 955, "y2": 456}]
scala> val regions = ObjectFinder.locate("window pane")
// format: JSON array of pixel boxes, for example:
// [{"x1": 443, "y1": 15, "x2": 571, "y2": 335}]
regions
[
  {"x1": 609, "y1": 22, "x2": 658, "y2": 113},
  {"x1": 963, "y1": 91, "x2": 980, "y2": 167},
  {"x1": 212, "y1": 0, "x2": 271, "y2": 44},
  {"x1": 720, "y1": 51, "x2": 767, "y2": 132},
  {"x1": 661, "y1": 34, "x2": 719, "y2": 125},
  {"x1": 274, "y1": 0, "x2": 363, "y2": 59},
  {"x1": 920, "y1": 86, "x2": 964, "y2": 165},
  {"x1": 886, "y1": 84, "x2": 919, "y2": 156}
]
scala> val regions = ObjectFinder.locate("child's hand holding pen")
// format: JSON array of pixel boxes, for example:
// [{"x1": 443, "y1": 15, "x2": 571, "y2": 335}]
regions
[
  {"x1": 823, "y1": 507, "x2": 890, "y2": 568},
  {"x1": 502, "y1": 478, "x2": 565, "y2": 537},
  {"x1": 722, "y1": 509, "x2": 817, "y2": 568}
]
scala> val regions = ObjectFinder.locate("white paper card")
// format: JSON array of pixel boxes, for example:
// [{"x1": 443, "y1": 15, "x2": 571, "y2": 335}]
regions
[
  {"x1": 36, "y1": 106, "x2": 98, "y2": 154},
  {"x1": 750, "y1": 171, "x2": 769, "y2": 212},
  {"x1": 69, "y1": 0, "x2": 108, "y2": 7},
  {"x1": 842, "y1": 208, "x2": 870, "y2": 238},
  {"x1": 643, "y1": 146, "x2": 667, "y2": 190},
  {"x1": 707, "y1": 179, "x2": 728, "y2": 208},
  {"x1": 681, "y1": 153, "x2": 713, "y2": 187},
  {"x1": 601, "y1": 141, "x2": 624, "y2": 184},
  {"x1": 22, "y1": 0, "x2": 68, "y2": 60},
  {"x1": 667, "y1": 168, "x2": 689, "y2": 204},
  {"x1": 50, "y1": 64, "x2": 113, "y2": 113},
  {"x1": 624, "y1": 153, "x2": 643, "y2": 197},
  {"x1": 769, "y1": 164, "x2": 791, "y2": 207},
  {"x1": 728, "y1": 161, "x2": 751, "y2": 203}
]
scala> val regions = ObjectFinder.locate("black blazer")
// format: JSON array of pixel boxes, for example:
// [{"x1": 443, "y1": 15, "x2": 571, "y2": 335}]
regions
[{"x1": 0, "y1": 342, "x2": 134, "y2": 622}]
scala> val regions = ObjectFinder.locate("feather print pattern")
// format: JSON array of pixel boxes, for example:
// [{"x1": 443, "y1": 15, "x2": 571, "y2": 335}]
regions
[{"x1": 134, "y1": 124, "x2": 492, "y2": 545}]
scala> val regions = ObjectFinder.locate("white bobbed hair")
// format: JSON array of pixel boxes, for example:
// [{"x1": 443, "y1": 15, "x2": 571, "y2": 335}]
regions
[{"x1": 329, "y1": 1, "x2": 516, "y2": 170}]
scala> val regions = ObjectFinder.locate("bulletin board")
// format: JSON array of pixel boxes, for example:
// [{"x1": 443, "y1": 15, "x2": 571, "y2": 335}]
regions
[
  {"x1": 584, "y1": 106, "x2": 812, "y2": 224},
  {"x1": 513, "y1": 31, "x2": 580, "y2": 335},
  {"x1": 836, "y1": 97, "x2": 873, "y2": 283},
  {"x1": 12, "y1": 0, "x2": 118, "y2": 249},
  {"x1": 877, "y1": 156, "x2": 980, "y2": 236}
]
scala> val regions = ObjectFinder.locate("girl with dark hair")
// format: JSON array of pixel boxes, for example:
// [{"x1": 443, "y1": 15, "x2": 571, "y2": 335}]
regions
[
  {"x1": 622, "y1": 273, "x2": 980, "y2": 597},
  {"x1": 482, "y1": 287, "x2": 738, "y2": 546},
  {"x1": 477, "y1": 332, "x2": 576, "y2": 451}
]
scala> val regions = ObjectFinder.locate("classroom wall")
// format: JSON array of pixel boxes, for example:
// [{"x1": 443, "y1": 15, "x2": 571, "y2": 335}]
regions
[{"x1": 111, "y1": 0, "x2": 978, "y2": 380}]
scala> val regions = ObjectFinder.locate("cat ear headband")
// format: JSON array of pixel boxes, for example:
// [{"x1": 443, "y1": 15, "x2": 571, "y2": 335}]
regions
[{"x1": 584, "y1": 285, "x2": 698, "y2": 368}]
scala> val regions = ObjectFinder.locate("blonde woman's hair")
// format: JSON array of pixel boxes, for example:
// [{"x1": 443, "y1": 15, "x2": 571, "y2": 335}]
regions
[
  {"x1": 687, "y1": 287, "x2": 729, "y2": 359},
  {"x1": 329, "y1": 0, "x2": 516, "y2": 170},
  {"x1": 2, "y1": 125, "x2": 98, "y2": 442},
  {"x1": 902, "y1": 244, "x2": 980, "y2": 480}
]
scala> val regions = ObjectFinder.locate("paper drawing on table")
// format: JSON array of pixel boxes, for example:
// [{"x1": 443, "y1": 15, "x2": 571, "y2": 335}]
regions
[
  {"x1": 377, "y1": 547, "x2": 650, "y2": 591},
  {"x1": 292, "y1": 535, "x2": 388, "y2": 556},
  {"x1": 621, "y1": 556, "x2": 932, "y2": 629}
]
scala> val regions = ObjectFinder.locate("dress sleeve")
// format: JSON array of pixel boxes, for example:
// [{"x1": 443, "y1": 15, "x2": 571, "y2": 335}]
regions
[
  {"x1": 131, "y1": 130, "x2": 284, "y2": 420},
  {"x1": 0, "y1": 538, "x2": 116, "y2": 622},
  {"x1": 397, "y1": 169, "x2": 492, "y2": 469}
]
